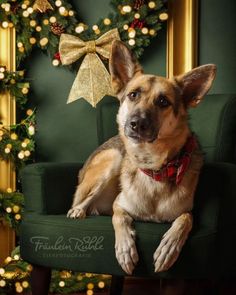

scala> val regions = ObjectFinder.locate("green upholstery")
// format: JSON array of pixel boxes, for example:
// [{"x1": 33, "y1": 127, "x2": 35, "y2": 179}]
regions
[
  {"x1": 189, "y1": 94, "x2": 236, "y2": 163},
  {"x1": 20, "y1": 94, "x2": 236, "y2": 278}
]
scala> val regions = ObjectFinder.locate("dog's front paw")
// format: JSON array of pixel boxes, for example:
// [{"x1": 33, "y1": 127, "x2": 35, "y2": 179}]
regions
[
  {"x1": 153, "y1": 226, "x2": 187, "y2": 272},
  {"x1": 67, "y1": 206, "x2": 86, "y2": 219},
  {"x1": 115, "y1": 235, "x2": 139, "y2": 275}
]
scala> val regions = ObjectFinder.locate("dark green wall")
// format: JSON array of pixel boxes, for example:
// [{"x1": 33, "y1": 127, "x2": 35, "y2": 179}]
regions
[
  {"x1": 26, "y1": 0, "x2": 166, "y2": 163},
  {"x1": 199, "y1": 0, "x2": 236, "y2": 94}
]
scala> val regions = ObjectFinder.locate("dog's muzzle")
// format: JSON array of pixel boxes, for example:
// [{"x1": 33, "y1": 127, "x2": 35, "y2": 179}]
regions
[{"x1": 124, "y1": 112, "x2": 158, "y2": 143}]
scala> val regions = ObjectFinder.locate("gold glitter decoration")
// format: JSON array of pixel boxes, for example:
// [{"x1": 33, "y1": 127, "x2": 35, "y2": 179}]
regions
[
  {"x1": 59, "y1": 28, "x2": 120, "y2": 107},
  {"x1": 33, "y1": 0, "x2": 53, "y2": 13}
]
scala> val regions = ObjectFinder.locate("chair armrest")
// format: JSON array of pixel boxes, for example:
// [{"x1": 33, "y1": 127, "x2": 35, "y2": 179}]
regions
[
  {"x1": 193, "y1": 162, "x2": 236, "y2": 230},
  {"x1": 21, "y1": 162, "x2": 83, "y2": 214}
]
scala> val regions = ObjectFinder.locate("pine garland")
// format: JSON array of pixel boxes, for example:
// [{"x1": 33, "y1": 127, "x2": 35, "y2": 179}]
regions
[
  {"x1": 0, "y1": 0, "x2": 167, "y2": 67},
  {"x1": 0, "y1": 246, "x2": 111, "y2": 294},
  {"x1": 0, "y1": 191, "x2": 24, "y2": 234},
  {"x1": 0, "y1": 66, "x2": 29, "y2": 107}
]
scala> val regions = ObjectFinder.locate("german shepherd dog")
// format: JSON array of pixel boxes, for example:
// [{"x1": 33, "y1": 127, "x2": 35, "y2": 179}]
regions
[{"x1": 67, "y1": 41, "x2": 216, "y2": 274}]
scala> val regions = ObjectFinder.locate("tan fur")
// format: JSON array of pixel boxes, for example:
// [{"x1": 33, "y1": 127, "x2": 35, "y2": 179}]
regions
[{"x1": 67, "y1": 41, "x2": 216, "y2": 274}]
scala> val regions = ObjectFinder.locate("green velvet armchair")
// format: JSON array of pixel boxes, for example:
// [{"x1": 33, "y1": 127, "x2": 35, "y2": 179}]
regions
[{"x1": 20, "y1": 94, "x2": 236, "y2": 295}]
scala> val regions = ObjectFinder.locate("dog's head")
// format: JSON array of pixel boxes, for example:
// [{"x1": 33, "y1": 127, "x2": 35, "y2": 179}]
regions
[{"x1": 109, "y1": 41, "x2": 216, "y2": 145}]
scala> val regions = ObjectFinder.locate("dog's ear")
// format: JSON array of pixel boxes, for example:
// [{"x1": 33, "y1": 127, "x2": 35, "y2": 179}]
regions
[
  {"x1": 175, "y1": 64, "x2": 217, "y2": 107},
  {"x1": 109, "y1": 40, "x2": 143, "y2": 96}
]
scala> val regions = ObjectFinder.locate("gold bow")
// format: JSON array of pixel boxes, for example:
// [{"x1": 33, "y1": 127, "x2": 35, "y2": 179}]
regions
[
  {"x1": 33, "y1": 0, "x2": 53, "y2": 13},
  {"x1": 59, "y1": 28, "x2": 120, "y2": 107}
]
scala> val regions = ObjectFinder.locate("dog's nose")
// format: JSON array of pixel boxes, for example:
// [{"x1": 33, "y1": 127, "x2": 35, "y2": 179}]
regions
[{"x1": 130, "y1": 117, "x2": 150, "y2": 132}]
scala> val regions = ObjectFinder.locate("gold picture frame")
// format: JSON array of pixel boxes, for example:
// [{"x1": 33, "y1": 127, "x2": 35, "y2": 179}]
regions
[
  {"x1": 167, "y1": 0, "x2": 198, "y2": 77},
  {"x1": 0, "y1": 27, "x2": 16, "y2": 265},
  {"x1": 0, "y1": 0, "x2": 198, "y2": 263}
]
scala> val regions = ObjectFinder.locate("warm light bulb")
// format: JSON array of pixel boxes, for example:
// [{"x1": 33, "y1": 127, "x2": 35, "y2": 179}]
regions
[
  {"x1": 52, "y1": 59, "x2": 60, "y2": 66},
  {"x1": 59, "y1": 281, "x2": 65, "y2": 287},
  {"x1": 55, "y1": 0, "x2": 62, "y2": 6},
  {"x1": 159, "y1": 12, "x2": 168, "y2": 21},
  {"x1": 92, "y1": 25, "x2": 98, "y2": 31},
  {"x1": 49, "y1": 16, "x2": 57, "y2": 23},
  {"x1": 141, "y1": 27, "x2": 149, "y2": 34},
  {"x1": 75, "y1": 25, "x2": 84, "y2": 34},
  {"x1": 148, "y1": 1, "x2": 156, "y2": 9},
  {"x1": 128, "y1": 39, "x2": 136, "y2": 46},
  {"x1": 103, "y1": 18, "x2": 111, "y2": 25},
  {"x1": 122, "y1": 5, "x2": 132, "y2": 13},
  {"x1": 2, "y1": 21, "x2": 9, "y2": 28}
]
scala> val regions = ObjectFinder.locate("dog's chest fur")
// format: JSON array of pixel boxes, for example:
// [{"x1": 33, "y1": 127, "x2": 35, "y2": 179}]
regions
[{"x1": 116, "y1": 154, "x2": 195, "y2": 222}]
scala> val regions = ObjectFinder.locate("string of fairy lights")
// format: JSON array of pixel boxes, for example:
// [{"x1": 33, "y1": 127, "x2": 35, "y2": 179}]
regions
[{"x1": 0, "y1": 0, "x2": 168, "y2": 293}]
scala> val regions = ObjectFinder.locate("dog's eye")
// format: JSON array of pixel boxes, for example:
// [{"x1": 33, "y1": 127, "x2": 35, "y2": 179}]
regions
[
  {"x1": 155, "y1": 95, "x2": 171, "y2": 108},
  {"x1": 128, "y1": 91, "x2": 139, "y2": 101}
]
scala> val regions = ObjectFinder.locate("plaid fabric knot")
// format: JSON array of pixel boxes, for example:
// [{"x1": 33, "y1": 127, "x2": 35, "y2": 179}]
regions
[{"x1": 140, "y1": 135, "x2": 198, "y2": 185}]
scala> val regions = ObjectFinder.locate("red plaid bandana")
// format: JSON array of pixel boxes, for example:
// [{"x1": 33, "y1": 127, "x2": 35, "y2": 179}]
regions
[{"x1": 140, "y1": 135, "x2": 198, "y2": 185}]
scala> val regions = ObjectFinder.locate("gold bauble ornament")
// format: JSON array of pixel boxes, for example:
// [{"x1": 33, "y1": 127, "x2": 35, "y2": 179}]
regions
[
  {"x1": 4, "y1": 256, "x2": 12, "y2": 264},
  {"x1": 43, "y1": 19, "x2": 49, "y2": 25},
  {"x1": 2, "y1": 271, "x2": 16, "y2": 279},
  {"x1": 10, "y1": 133, "x2": 18, "y2": 140},
  {"x1": 13, "y1": 205, "x2": 20, "y2": 213},
  {"x1": 33, "y1": 0, "x2": 53, "y2": 13},
  {"x1": 60, "y1": 270, "x2": 71, "y2": 279},
  {"x1": 19, "y1": 47, "x2": 25, "y2": 53},
  {"x1": 149, "y1": 29, "x2": 156, "y2": 35},
  {"x1": 87, "y1": 283, "x2": 94, "y2": 290}
]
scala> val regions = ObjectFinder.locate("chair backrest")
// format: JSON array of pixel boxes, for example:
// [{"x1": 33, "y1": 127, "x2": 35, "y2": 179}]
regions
[{"x1": 189, "y1": 94, "x2": 236, "y2": 164}]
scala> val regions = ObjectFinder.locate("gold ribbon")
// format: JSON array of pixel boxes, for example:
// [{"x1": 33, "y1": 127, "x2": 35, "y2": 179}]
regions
[
  {"x1": 59, "y1": 28, "x2": 120, "y2": 107},
  {"x1": 33, "y1": 0, "x2": 53, "y2": 13}
]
